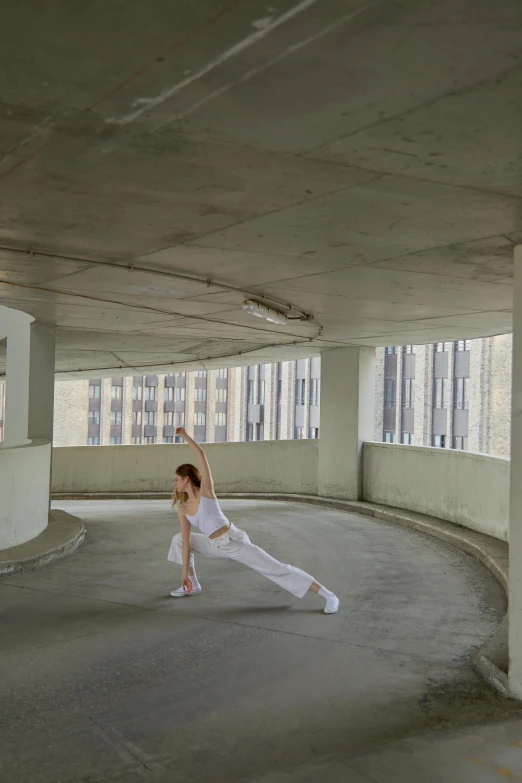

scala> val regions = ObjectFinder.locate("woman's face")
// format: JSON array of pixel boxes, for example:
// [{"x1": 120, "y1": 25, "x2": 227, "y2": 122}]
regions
[{"x1": 174, "y1": 473, "x2": 189, "y2": 492}]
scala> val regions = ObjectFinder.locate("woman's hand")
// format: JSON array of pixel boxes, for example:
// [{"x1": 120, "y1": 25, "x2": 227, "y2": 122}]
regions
[
  {"x1": 181, "y1": 576, "x2": 193, "y2": 595},
  {"x1": 176, "y1": 427, "x2": 200, "y2": 452}
]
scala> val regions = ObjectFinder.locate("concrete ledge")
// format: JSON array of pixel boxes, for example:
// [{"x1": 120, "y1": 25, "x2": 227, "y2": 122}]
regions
[
  {"x1": 51, "y1": 490, "x2": 509, "y2": 696},
  {"x1": 0, "y1": 509, "x2": 85, "y2": 576}
]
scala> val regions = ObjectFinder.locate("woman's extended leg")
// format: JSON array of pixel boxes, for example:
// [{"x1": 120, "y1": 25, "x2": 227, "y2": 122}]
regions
[
  {"x1": 309, "y1": 579, "x2": 340, "y2": 614},
  {"x1": 219, "y1": 528, "x2": 339, "y2": 613}
]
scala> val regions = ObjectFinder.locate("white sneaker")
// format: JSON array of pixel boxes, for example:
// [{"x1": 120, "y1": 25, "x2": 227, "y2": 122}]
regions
[
  {"x1": 324, "y1": 594, "x2": 339, "y2": 614},
  {"x1": 170, "y1": 585, "x2": 202, "y2": 598}
]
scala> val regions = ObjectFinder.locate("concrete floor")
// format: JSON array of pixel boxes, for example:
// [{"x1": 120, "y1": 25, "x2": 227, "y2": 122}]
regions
[{"x1": 1, "y1": 499, "x2": 520, "y2": 782}]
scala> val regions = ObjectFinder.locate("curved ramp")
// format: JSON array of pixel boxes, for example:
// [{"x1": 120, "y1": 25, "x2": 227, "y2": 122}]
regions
[{"x1": 0, "y1": 499, "x2": 516, "y2": 783}]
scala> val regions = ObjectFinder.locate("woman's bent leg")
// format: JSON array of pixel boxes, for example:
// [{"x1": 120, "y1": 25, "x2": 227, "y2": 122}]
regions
[
  {"x1": 168, "y1": 532, "x2": 223, "y2": 595},
  {"x1": 167, "y1": 531, "x2": 221, "y2": 565}
]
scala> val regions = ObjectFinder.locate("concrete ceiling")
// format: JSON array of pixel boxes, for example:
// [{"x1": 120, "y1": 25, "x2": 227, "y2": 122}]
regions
[{"x1": 0, "y1": 0, "x2": 521, "y2": 378}]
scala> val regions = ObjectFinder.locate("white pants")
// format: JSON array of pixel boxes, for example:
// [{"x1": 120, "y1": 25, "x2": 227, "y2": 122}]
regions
[{"x1": 167, "y1": 524, "x2": 315, "y2": 599}]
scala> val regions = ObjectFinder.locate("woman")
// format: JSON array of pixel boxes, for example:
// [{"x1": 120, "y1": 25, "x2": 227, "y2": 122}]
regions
[{"x1": 167, "y1": 427, "x2": 339, "y2": 614}]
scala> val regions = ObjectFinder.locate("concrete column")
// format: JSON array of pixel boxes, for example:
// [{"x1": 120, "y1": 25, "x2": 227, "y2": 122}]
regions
[
  {"x1": 509, "y1": 245, "x2": 522, "y2": 698},
  {"x1": 0, "y1": 308, "x2": 55, "y2": 448},
  {"x1": 318, "y1": 346, "x2": 375, "y2": 499},
  {"x1": 28, "y1": 322, "x2": 55, "y2": 441},
  {"x1": 0, "y1": 307, "x2": 55, "y2": 549},
  {"x1": 3, "y1": 325, "x2": 31, "y2": 447}
]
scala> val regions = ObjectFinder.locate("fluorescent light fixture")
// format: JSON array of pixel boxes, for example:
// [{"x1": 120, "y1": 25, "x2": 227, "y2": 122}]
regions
[{"x1": 242, "y1": 300, "x2": 288, "y2": 325}]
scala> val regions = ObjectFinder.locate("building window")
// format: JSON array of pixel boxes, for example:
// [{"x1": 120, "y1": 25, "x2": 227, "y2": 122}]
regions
[
  {"x1": 310, "y1": 378, "x2": 320, "y2": 406},
  {"x1": 402, "y1": 378, "x2": 414, "y2": 409},
  {"x1": 256, "y1": 423, "x2": 264, "y2": 441},
  {"x1": 88, "y1": 410, "x2": 100, "y2": 425},
  {"x1": 175, "y1": 372, "x2": 186, "y2": 380},
  {"x1": 145, "y1": 411, "x2": 156, "y2": 425},
  {"x1": 432, "y1": 435, "x2": 447, "y2": 448},
  {"x1": 111, "y1": 411, "x2": 122, "y2": 425},
  {"x1": 403, "y1": 345, "x2": 415, "y2": 354},
  {"x1": 217, "y1": 368, "x2": 228, "y2": 378},
  {"x1": 195, "y1": 412, "x2": 206, "y2": 426},
  {"x1": 133, "y1": 411, "x2": 142, "y2": 426},
  {"x1": 258, "y1": 380, "x2": 265, "y2": 405},
  {"x1": 144, "y1": 436, "x2": 156, "y2": 444},
  {"x1": 89, "y1": 383, "x2": 101, "y2": 399},
  {"x1": 453, "y1": 436, "x2": 468, "y2": 450},
  {"x1": 216, "y1": 388, "x2": 227, "y2": 403},
  {"x1": 402, "y1": 433, "x2": 414, "y2": 445},
  {"x1": 175, "y1": 435, "x2": 184, "y2": 443},
  {"x1": 215, "y1": 412, "x2": 227, "y2": 426},
  {"x1": 87, "y1": 436, "x2": 100, "y2": 445},
  {"x1": 111, "y1": 385, "x2": 122, "y2": 399},
  {"x1": 434, "y1": 342, "x2": 449, "y2": 353},
  {"x1": 196, "y1": 370, "x2": 207, "y2": 378},
  {"x1": 385, "y1": 346, "x2": 396, "y2": 355},
  {"x1": 164, "y1": 436, "x2": 174, "y2": 444},
  {"x1": 174, "y1": 387, "x2": 185, "y2": 402},
  {"x1": 433, "y1": 378, "x2": 449, "y2": 409},
  {"x1": 195, "y1": 388, "x2": 207, "y2": 402},
  {"x1": 110, "y1": 436, "x2": 122, "y2": 445},
  {"x1": 454, "y1": 377, "x2": 469, "y2": 410},
  {"x1": 246, "y1": 423, "x2": 254, "y2": 441},
  {"x1": 145, "y1": 385, "x2": 156, "y2": 401},
  {"x1": 309, "y1": 427, "x2": 319, "y2": 439},
  {"x1": 132, "y1": 385, "x2": 142, "y2": 401},
  {"x1": 132, "y1": 436, "x2": 142, "y2": 445},
  {"x1": 174, "y1": 411, "x2": 185, "y2": 426},
  {"x1": 164, "y1": 387, "x2": 174, "y2": 402},
  {"x1": 247, "y1": 380, "x2": 255, "y2": 404},
  {"x1": 294, "y1": 426, "x2": 305, "y2": 439},
  {"x1": 456, "y1": 340, "x2": 471, "y2": 351},
  {"x1": 295, "y1": 379, "x2": 306, "y2": 406},
  {"x1": 165, "y1": 411, "x2": 174, "y2": 426},
  {"x1": 384, "y1": 379, "x2": 396, "y2": 408}
]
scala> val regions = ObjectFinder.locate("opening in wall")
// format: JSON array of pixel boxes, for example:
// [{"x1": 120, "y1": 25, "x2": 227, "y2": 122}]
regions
[{"x1": 432, "y1": 434, "x2": 447, "y2": 448}]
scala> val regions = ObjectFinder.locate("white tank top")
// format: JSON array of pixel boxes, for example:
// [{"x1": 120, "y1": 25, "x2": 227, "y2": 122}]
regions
[{"x1": 185, "y1": 495, "x2": 229, "y2": 537}]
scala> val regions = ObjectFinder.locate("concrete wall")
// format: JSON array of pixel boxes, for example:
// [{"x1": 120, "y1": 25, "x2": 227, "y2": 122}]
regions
[
  {"x1": 0, "y1": 440, "x2": 51, "y2": 549},
  {"x1": 363, "y1": 442, "x2": 509, "y2": 541},
  {"x1": 52, "y1": 439, "x2": 319, "y2": 496}
]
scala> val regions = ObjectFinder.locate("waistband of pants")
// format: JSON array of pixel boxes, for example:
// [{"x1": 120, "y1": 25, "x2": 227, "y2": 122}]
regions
[{"x1": 210, "y1": 523, "x2": 236, "y2": 541}]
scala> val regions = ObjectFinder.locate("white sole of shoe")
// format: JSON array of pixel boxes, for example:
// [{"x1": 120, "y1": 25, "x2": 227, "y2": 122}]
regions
[
  {"x1": 324, "y1": 598, "x2": 339, "y2": 614},
  {"x1": 170, "y1": 588, "x2": 202, "y2": 598}
]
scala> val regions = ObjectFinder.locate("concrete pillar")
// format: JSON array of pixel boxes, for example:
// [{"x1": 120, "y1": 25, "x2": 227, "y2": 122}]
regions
[
  {"x1": 0, "y1": 307, "x2": 55, "y2": 549},
  {"x1": 0, "y1": 309, "x2": 55, "y2": 448},
  {"x1": 318, "y1": 346, "x2": 375, "y2": 499},
  {"x1": 1, "y1": 311, "x2": 32, "y2": 448},
  {"x1": 28, "y1": 322, "x2": 55, "y2": 441},
  {"x1": 509, "y1": 245, "x2": 522, "y2": 698}
]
